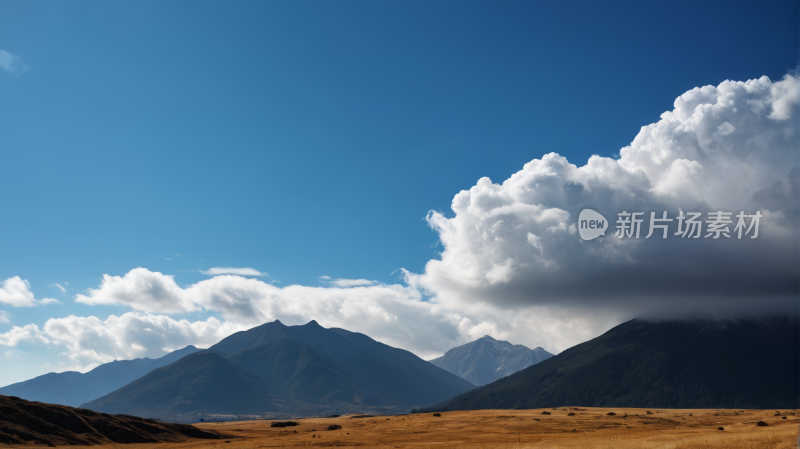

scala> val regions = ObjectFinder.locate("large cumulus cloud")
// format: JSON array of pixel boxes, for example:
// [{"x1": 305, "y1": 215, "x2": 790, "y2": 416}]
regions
[
  {"x1": 1, "y1": 74, "x2": 798, "y2": 374},
  {"x1": 409, "y1": 75, "x2": 799, "y2": 318}
]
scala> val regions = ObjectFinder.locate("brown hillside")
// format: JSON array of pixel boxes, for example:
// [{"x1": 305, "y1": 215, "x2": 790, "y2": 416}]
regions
[{"x1": 0, "y1": 395, "x2": 222, "y2": 446}]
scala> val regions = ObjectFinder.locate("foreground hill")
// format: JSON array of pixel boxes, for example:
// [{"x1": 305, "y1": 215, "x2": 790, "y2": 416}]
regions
[
  {"x1": 82, "y1": 320, "x2": 475, "y2": 418},
  {"x1": 418, "y1": 317, "x2": 799, "y2": 411},
  {"x1": 0, "y1": 345, "x2": 200, "y2": 407},
  {"x1": 430, "y1": 335, "x2": 553, "y2": 386},
  {"x1": 0, "y1": 394, "x2": 221, "y2": 446}
]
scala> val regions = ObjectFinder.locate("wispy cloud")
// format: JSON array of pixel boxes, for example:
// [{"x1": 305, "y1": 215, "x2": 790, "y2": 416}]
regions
[
  {"x1": 0, "y1": 50, "x2": 30, "y2": 76},
  {"x1": 50, "y1": 283, "x2": 66, "y2": 293},
  {"x1": 318, "y1": 276, "x2": 374, "y2": 287},
  {"x1": 0, "y1": 311, "x2": 9, "y2": 324},
  {"x1": 331, "y1": 279, "x2": 375, "y2": 287},
  {"x1": 201, "y1": 267, "x2": 266, "y2": 277}
]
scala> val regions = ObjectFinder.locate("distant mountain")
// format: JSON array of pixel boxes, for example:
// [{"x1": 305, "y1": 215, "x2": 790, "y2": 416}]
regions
[
  {"x1": 418, "y1": 317, "x2": 799, "y2": 411},
  {"x1": 81, "y1": 351, "x2": 309, "y2": 417},
  {"x1": 81, "y1": 320, "x2": 476, "y2": 418},
  {"x1": 0, "y1": 345, "x2": 200, "y2": 407},
  {"x1": 430, "y1": 335, "x2": 553, "y2": 386}
]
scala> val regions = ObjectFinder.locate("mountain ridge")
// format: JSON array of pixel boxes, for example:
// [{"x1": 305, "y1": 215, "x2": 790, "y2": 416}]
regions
[
  {"x1": 80, "y1": 320, "x2": 476, "y2": 419},
  {"x1": 0, "y1": 345, "x2": 201, "y2": 407},
  {"x1": 416, "y1": 316, "x2": 800, "y2": 411},
  {"x1": 430, "y1": 335, "x2": 553, "y2": 386}
]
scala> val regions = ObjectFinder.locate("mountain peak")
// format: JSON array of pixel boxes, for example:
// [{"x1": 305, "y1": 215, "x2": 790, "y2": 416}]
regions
[
  {"x1": 303, "y1": 320, "x2": 322, "y2": 328},
  {"x1": 274, "y1": 319, "x2": 286, "y2": 326},
  {"x1": 430, "y1": 335, "x2": 553, "y2": 386}
]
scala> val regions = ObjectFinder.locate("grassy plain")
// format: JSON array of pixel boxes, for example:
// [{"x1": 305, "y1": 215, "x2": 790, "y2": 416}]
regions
[{"x1": 15, "y1": 408, "x2": 800, "y2": 449}]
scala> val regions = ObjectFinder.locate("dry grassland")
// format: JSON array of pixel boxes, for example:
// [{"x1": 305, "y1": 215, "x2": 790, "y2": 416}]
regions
[{"x1": 12, "y1": 408, "x2": 800, "y2": 449}]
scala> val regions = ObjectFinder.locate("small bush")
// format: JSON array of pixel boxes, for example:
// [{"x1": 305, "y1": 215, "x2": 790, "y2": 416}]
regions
[
  {"x1": 783, "y1": 416, "x2": 787, "y2": 419},
  {"x1": 541, "y1": 411, "x2": 550, "y2": 415},
  {"x1": 718, "y1": 427, "x2": 724, "y2": 431},
  {"x1": 756, "y1": 421, "x2": 768, "y2": 427},
  {"x1": 326, "y1": 424, "x2": 341, "y2": 430},
  {"x1": 646, "y1": 411, "x2": 652, "y2": 414},
  {"x1": 432, "y1": 413, "x2": 441, "y2": 417},
  {"x1": 607, "y1": 412, "x2": 616, "y2": 416},
  {"x1": 270, "y1": 421, "x2": 299, "y2": 428},
  {"x1": 329, "y1": 415, "x2": 341, "y2": 418},
  {"x1": 567, "y1": 412, "x2": 575, "y2": 416}
]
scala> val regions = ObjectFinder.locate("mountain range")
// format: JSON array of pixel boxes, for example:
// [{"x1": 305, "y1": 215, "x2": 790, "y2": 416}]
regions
[
  {"x1": 0, "y1": 345, "x2": 200, "y2": 407},
  {"x1": 81, "y1": 320, "x2": 476, "y2": 419},
  {"x1": 430, "y1": 335, "x2": 553, "y2": 386},
  {"x1": 417, "y1": 316, "x2": 800, "y2": 412}
]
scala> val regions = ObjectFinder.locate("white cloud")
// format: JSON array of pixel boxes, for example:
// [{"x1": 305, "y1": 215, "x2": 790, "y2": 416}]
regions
[
  {"x1": 0, "y1": 277, "x2": 60, "y2": 307},
  {"x1": 0, "y1": 50, "x2": 30, "y2": 76},
  {"x1": 325, "y1": 278, "x2": 375, "y2": 287},
  {"x1": 201, "y1": 267, "x2": 266, "y2": 277},
  {"x1": 42, "y1": 313, "x2": 226, "y2": 369},
  {"x1": 4, "y1": 352, "x2": 11, "y2": 357},
  {"x1": 75, "y1": 268, "x2": 196, "y2": 313},
  {"x1": 407, "y1": 74, "x2": 799, "y2": 318},
  {"x1": 0, "y1": 324, "x2": 50, "y2": 347},
  {"x1": 51, "y1": 283, "x2": 66, "y2": 293},
  {"x1": 0, "y1": 311, "x2": 9, "y2": 324}
]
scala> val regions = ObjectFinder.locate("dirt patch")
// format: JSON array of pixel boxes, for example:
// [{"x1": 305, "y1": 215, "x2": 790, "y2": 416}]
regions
[{"x1": 269, "y1": 422, "x2": 299, "y2": 428}]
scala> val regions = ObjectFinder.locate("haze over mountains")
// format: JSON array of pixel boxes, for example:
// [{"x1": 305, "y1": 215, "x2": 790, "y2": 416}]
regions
[
  {"x1": 0, "y1": 345, "x2": 200, "y2": 407},
  {"x1": 430, "y1": 335, "x2": 553, "y2": 386},
  {"x1": 418, "y1": 317, "x2": 800, "y2": 412},
  {"x1": 81, "y1": 320, "x2": 475, "y2": 419}
]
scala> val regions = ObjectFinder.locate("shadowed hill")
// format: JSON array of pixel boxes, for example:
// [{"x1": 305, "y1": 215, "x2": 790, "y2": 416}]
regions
[
  {"x1": 0, "y1": 394, "x2": 221, "y2": 446},
  {"x1": 82, "y1": 320, "x2": 476, "y2": 418},
  {"x1": 417, "y1": 317, "x2": 799, "y2": 411},
  {"x1": 0, "y1": 345, "x2": 200, "y2": 407},
  {"x1": 81, "y1": 351, "x2": 312, "y2": 417},
  {"x1": 430, "y1": 335, "x2": 553, "y2": 386},
  {"x1": 217, "y1": 320, "x2": 476, "y2": 408}
]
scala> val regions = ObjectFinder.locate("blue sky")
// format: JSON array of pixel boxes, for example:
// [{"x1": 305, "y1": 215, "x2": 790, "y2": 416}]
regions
[{"x1": 0, "y1": 0, "x2": 798, "y2": 386}]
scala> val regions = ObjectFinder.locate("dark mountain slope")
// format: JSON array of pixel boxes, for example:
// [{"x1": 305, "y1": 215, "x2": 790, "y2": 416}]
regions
[
  {"x1": 0, "y1": 394, "x2": 220, "y2": 446},
  {"x1": 212, "y1": 320, "x2": 476, "y2": 408},
  {"x1": 0, "y1": 345, "x2": 200, "y2": 407},
  {"x1": 418, "y1": 317, "x2": 799, "y2": 411},
  {"x1": 208, "y1": 319, "x2": 289, "y2": 353},
  {"x1": 81, "y1": 351, "x2": 311, "y2": 417},
  {"x1": 430, "y1": 335, "x2": 553, "y2": 386},
  {"x1": 231, "y1": 337, "x2": 391, "y2": 406}
]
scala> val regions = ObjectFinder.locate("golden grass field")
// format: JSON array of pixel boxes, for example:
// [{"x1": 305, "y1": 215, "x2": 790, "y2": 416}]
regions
[{"x1": 15, "y1": 408, "x2": 800, "y2": 449}]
